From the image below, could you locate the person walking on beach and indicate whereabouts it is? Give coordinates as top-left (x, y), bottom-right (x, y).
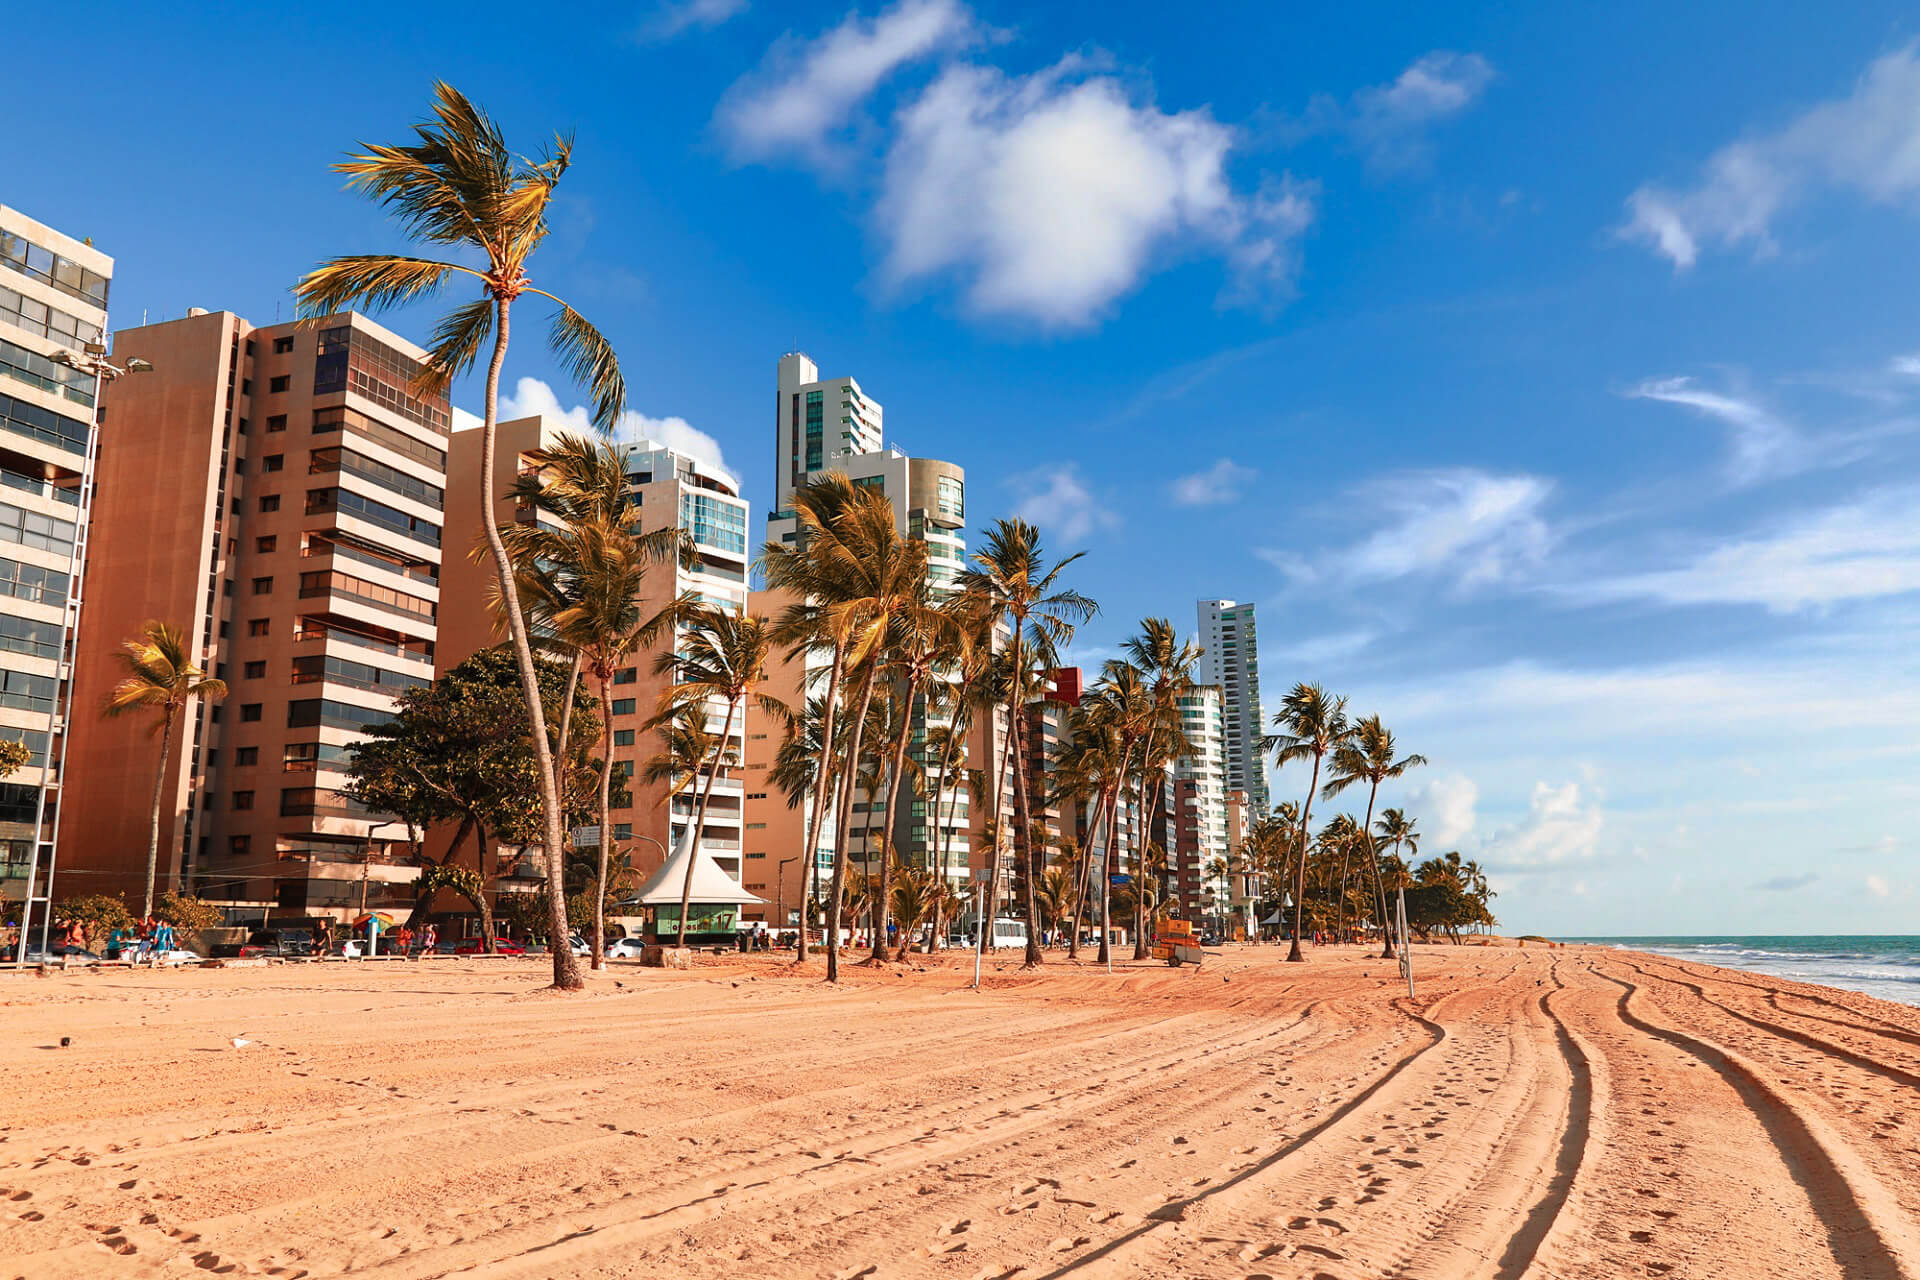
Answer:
top-left (421, 923), bottom-right (437, 957)
top-left (151, 918), bottom-right (176, 965)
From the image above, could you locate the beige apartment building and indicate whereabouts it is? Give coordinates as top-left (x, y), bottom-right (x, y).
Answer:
top-left (0, 207), bottom-right (113, 935)
top-left (62, 310), bottom-right (446, 916)
top-left (436, 416), bottom-right (753, 909)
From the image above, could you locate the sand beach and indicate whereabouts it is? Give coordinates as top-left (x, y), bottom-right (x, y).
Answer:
top-left (3, 943), bottom-right (1919, 1278)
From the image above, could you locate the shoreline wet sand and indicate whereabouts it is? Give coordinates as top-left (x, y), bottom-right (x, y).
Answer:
top-left (4, 943), bottom-right (1919, 1278)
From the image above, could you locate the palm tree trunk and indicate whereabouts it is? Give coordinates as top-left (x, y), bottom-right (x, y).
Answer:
top-left (972, 693), bottom-right (1019, 986)
top-left (592, 675), bottom-right (614, 970)
top-left (675, 696), bottom-right (738, 948)
top-left (1287, 754), bottom-right (1322, 963)
top-left (1335, 837), bottom-right (1352, 943)
top-left (476, 295), bottom-right (581, 989)
top-left (142, 705), bottom-right (178, 919)
top-left (1363, 780), bottom-right (1394, 960)
top-left (1099, 779), bottom-right (1120, 969)
top-left (1012, 710), bottom-right (1043, 968)
top-left (825, 663), bottom-right (879, 982)
top-left (1065, 788), bottom-right (1107, 960)
top-left (555, 653), bottom-right (582, 790)
top-left (873, 674), bottom-right (922, 963)
top-left (926, 723), bottom-right (956, 952)
top-left (1131, 779), bottom-right (1151, 960)
top-left (797, 646), bottom-right (843, 965)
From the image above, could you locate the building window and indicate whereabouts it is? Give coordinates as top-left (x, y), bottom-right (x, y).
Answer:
top-left (248, 618), bottom-right (270, 637)
top-left (235, 746), bottom-right (258, 766)
top-left (611, 698), bottom-right (636, 716)
top-left (936, 475), bottom-right (964, 522)
top-left (232, 791), bottom-right (254, 811)
top-left (251, 576), bottom-right (273, 595)
top-left (259, 495), bottom-right (279, 513)
top-left (269, 375), bottom-right (290, 393)
top-left (229, 835), bottom-right (251, 854)
top-left (267, 414), bottom-right (287, 433)
top-left (240, 703), bottom-right (263, 722)
top-left (612, 668), bottom-right (637, 685)
top-left (241, 379), bottom-right (252, 395)
top-left (613, 729), bottom-right (635, 747)
top-left (256, 535), bottom-right (276, 553)
top-left (262, 454), bottom-right (284, 473)
top-left (613, 823), bottom-right (633, 840)
top-left (273, 336), bottom-right (294, 355)
top-left (243, 661), bottom-right (266, 679)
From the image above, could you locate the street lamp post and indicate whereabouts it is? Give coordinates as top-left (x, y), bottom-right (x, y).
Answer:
top-left (776, 855), bottom-right (798, 930)
top-left (12, 345), bottom-right (150, 967)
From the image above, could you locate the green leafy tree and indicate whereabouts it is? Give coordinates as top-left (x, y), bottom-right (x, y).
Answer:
top-left (155, 891), bottom-right (222, 936)
top-left (57, 894), bottom-right (130, 948)
top-left (345, 647), bottom-right (611, 951)
top-left (297, 84), bottom-right (626, 991)
top-left (1324, 715), bottom-right (1427, 960)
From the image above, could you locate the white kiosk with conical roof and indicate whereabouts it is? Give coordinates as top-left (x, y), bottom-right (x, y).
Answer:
top-left (627, 832), bottom-right (763, 946)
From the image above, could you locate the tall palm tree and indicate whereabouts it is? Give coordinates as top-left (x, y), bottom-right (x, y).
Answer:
top-left (1122, 618), bottom-right (1201, 956)
top-left (650, 608), bottom-right (786, 947)
top-left (297, 85), bottom-right (625, 991)
top-left (764, 476), bottom-right (917, 980)
top-left (103, 621), bottom-right (228, 918)
top-left (1266, 683), bottom-right (1353, 963)
top-left (1080, 663), bottom-right (1154, 970)
top-left (1325, 715), bottom-right (1426, 960)
top-left (502, 435), bottom-right (688, 969)
top-left (1049, 714), bottom-right (1118, 960)
top-left (957, 520), bottom-right (1096, 974)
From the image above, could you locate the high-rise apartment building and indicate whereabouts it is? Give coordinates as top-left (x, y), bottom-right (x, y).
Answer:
top-left (1197, 599), bottom-right (1268, 815)
top-left (758, 353), bottom-right (978, 903)
top-left (64, 310), bottom-right (448, 914)
top-left (0, 207), bottom-right (113, 933)
top-left (437, 416), bottom-right (752, 918)
top-left (1170, 683), bottom-right (1228, 919)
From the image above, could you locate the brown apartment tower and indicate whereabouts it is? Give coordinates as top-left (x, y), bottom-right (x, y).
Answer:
top-left (62, 310), bottom-right (446, 916)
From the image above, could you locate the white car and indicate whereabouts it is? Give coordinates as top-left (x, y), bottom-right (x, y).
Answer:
top-left (149, 949), bottom-right (203, 967)
top-left (606, 937), bottom-right (649, 959)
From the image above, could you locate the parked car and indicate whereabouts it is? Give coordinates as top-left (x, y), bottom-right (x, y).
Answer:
top-left (147, 948), bottom-right (204, 967)
top-left (606, 937), bottom-right (649, 959)
top-left (239, 928), bottom-right (317, 959)
top-left (23, 946), bottom-right (99, 966)
top-left (450, 936), bottom-right (528, 956)
top-left (568, 934), bottom-right (592, 957)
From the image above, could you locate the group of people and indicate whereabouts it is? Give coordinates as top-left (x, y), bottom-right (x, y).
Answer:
top-left (104, 916), bottom-right (179, 963)
top-left (733, 923), bottom-right (773, 952)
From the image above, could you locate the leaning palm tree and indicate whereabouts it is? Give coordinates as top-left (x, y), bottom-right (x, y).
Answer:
top-left (103, 621), bottom-right (227, 918)
top-left (1122, 618), bottom-right (1201, 956)
top-left (296, 84), bottom-right (626, 991)
top-left (956, 520), bottom-right (1096, 975)
top-left (1325, 715), bottom-right (1426, 960)
top-left (1080, 663), bottom-right (1154, 970)
top-left (650, 608), bottom-right (786, 948)
top-left (1266, 683), bottom-right (1353, 963)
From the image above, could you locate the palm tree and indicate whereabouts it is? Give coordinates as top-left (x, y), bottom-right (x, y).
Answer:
top-left (1079, 663), bottom-right (1154, 969)
top-left (297, 85), bottom-right (626, 991)
top-left (641, 703), bottom-right (729, 805)
top-left (763, 476), bottom-right (917, 980)
top-left (103, 621), bottom-right (228, 918)
top-left (1325, 715), bottom-right (1426, 960)
top-left (1122, 618), bottom-right (1201, 957)
top-left (502, 435), bottom-right (688, 969)
top-left (1266, 683), bottom-right (1353, 963)
top-left (651, 608), bottom-right (786, 948)
top-left (956, 520), bottom-right (1096, 974)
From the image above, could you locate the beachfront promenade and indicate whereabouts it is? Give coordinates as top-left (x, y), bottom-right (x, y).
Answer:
top-left (4, 944), bottom-right (1919, 1278)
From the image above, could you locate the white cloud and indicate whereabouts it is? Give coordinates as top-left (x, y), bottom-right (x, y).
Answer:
top-left (880, 58), bottom-right (1315, 324)
top-left (1623, 45), bottom-right (1920, 268)
top-left (1269, 468), bottom-right (1553, 590)
top-left (1479, 780), bottom-right (1604, 870)
top-left (1010, 463), bottom-right (1117, 543)
top-left (496, 376), bottom-right (734, 482)
top-left (1892, 354), bottom-right (1920, 377)
top-left (1565, 487), bottom-right (1920, 614)
top-left (1410, 772), bottom-right (1478, 847)
top-left (1755, 872), bottom-right (1818, 892)
top-left (1867, 873), bottom-right (1891, 899)
top-left (715, 0), bottom-right (979, 165)
top-left (637, 0), bottom-right (747, 42)
top-left (1627, 376), bottom-right (1806, 484)
top-left (1171, 457), bottom-right (1257, 506)
top-left (1350, 52), bottom-right (1496, 171)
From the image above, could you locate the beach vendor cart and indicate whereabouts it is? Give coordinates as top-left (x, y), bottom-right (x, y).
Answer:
top-left (1152, 917), bottom-right (1206, 967)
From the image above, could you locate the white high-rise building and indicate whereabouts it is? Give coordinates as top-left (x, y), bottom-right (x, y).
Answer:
top-left (0, 207), bottom-right (112, 948)
top-left (1197, 599), bottom-right (1269, 815)
top-left (1173, 683), bottom-right (1230, 890)
top-left (773, 351), bottom-right (883, 519)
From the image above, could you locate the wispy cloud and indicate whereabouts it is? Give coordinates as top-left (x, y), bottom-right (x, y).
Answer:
top-left (1410, 772), bottom-right (1479, 847)
top-left (1265, 468), bottom-right (1553, 591)
top-left (1622, 44), bottom-right (1920, 268)
top-left (1010, 463), bottom-right (1118, 543)
top-left (1626, 376), bottom-right (1807, 484)
top-left (714, 0), bottom-right (1317, 326)
top-left (1755, 872), bottom-right (1818, 892)
top-left (635, 0), bottom-right (747, 43)
top-left (1349, 52), bottom-right (1496, 172)
top-left (714, 0), bottom-right (980, 166)
top-left (1478, 779), bottom-right (1604, 872)
top-left (1562, 487), bottom-right (1920, 614)
top-left (496, 376), bottom-right (733, 481)
top-left (1171, 457), bottom-right (1257, 506)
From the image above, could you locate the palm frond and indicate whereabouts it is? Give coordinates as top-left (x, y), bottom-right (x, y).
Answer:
top-left (294, 254), bottom-right (476, 320)
top-left (533, 292), bottom-right (626, 431)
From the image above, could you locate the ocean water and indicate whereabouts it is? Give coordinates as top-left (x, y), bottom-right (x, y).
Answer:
top-left (1564, 936), bottom-right (1920, 1007)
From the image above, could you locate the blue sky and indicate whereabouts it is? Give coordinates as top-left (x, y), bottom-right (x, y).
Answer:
top-left (15, 0), bottom-right (1920, 934)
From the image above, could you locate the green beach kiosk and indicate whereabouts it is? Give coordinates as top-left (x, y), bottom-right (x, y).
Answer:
top-left (627, 834), bottom-right (764, 947)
